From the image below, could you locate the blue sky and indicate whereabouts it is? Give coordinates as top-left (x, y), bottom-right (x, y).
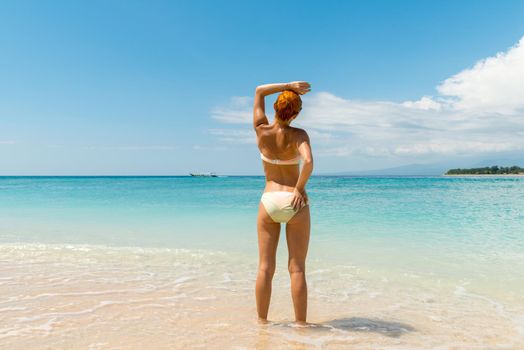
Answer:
top-left (1, 0), bottom-right (524, 175)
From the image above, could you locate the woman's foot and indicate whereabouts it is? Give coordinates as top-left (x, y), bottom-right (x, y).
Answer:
top-left (257, 317), bottom-right (270, 325)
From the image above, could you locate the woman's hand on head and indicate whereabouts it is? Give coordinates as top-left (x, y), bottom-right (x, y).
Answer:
top-left (287, 81), bottom-right (311, 95)
top-left (291, 188), bottom-right (308, 211)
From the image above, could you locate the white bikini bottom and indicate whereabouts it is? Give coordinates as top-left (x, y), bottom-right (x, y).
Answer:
top-left (260, 191), bottom-right (308, 223)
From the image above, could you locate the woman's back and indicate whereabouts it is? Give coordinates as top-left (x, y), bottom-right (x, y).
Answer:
top-left (256, 123), bottom-right (301, 190)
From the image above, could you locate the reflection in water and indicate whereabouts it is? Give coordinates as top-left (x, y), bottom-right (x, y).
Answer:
top-left (268, 317), bottom-right (414, 338)
top-left (324, 317), bottom-right (415, 337)
top-left (257, 317), bottom-right (415, 348)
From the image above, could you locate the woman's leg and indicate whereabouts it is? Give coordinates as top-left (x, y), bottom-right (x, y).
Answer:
top-left (256, 202), bottom-right (281, 321)
top-left (285, 205), bottom-right (310, 323)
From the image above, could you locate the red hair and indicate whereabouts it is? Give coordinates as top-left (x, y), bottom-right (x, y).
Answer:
top-left (274, 90), bottom-right (302, 122)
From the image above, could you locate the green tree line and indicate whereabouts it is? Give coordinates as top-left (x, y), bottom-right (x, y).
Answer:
top-left (446, 166), bottom-right (524, 175)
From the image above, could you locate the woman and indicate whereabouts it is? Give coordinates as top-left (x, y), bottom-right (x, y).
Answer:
top-left (253, 81), bottom-right (313, 325)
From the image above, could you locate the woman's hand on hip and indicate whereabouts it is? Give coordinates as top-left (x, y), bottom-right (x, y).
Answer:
top-left (291, 188), bottom-right (308, 211)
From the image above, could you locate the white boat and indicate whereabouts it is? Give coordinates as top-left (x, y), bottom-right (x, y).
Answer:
top-left (189, 172), bottom-right (218, 177)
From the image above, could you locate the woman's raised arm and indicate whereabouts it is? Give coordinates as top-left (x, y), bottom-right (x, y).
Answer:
top-left (253, 81), bottom-right (311, 129)
top-left (253, 83), bottom-right (288, 129)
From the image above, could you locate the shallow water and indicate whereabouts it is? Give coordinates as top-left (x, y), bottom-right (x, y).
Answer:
top-left (1, 176), bottom-right (523, 349)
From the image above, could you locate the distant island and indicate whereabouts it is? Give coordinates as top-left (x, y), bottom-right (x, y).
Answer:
top-left (445, 165), bottom-right (524, 175)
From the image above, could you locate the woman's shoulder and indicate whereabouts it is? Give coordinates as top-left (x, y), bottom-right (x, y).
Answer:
top-left (290, 126), bottom-right (307, 133)
top-left (256, 125), bottom-right (309, 143)
top-left (289, 127), bottom-right (309, 139)
top-left (288, 128), bottom-right (310, 150)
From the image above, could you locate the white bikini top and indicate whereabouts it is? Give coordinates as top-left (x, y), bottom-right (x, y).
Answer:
top-left (260, 153), bottom-right (301, 165)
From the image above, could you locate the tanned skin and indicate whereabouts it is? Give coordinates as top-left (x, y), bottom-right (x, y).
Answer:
top-left (253, 81), bottom-right (313, 325)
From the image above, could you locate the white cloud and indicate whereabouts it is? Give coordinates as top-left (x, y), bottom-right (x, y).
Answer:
top-left (210, 36), bottom-right (524, 159)
top-left (0, 140), bottom-right (16, 145)
top-left (438, 36), bottom-right (524, 114)
top-left (210, 96), bottom-right (251, 124)
top-left (402, 96), bottom-right (442, 111)
top-left (393, 141), bottom-right (517, 156)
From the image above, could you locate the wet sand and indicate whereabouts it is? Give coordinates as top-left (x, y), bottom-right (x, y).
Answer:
top-left (1, 243), bottom-right (523, 349)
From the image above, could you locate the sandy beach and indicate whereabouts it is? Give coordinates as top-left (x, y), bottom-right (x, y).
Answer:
top-left (1, 243), bottom-right (523, 349)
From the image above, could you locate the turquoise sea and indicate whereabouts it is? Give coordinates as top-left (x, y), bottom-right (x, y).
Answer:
top-left (1, 175), bottom-right (523, 349)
